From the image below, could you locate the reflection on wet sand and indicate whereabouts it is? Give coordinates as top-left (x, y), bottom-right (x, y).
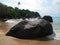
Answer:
top-left (0, 20), bottom-right (18, 36)
top-left (0, 36), bottom-right (60, 45)
top-left (0, 22), bottom-right (8, 31)
top-left (0, 22), bottom-right (9, 36)
top-left (0, 21), bottom-right (60, 45)
top-left (0, 21), bottom-right (17, 36)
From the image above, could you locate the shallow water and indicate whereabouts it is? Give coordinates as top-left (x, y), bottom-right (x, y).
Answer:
top-left (53, 17), bottom-right (60, 30)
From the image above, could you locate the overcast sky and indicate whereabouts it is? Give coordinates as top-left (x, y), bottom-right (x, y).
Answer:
top-left (0, 0), bottom-right (60, 17)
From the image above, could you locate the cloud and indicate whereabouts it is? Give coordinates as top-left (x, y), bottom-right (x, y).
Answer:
top-left (18, 0), bottom-right (48, 11)
top-left (0, 0), bottom-right (60, 17)
top-left (53, 0), bottom-right (60, 5)
top-left (37, 0), bottom-right (60, 16)
top-left (1, 0), bottom-right (19, 7)
top-left (2, 2), bottom-right (12, 6)
top-left (18, 0), bottom-right (39, 10)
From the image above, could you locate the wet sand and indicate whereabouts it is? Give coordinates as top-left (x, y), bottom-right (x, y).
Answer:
top-left (0, 36), bottom-right (60, 45)
top-left (0, 21), bottom-right (60, 45)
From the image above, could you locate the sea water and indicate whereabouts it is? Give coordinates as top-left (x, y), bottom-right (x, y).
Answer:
top-left (53, 17), bottom-right (60, 30)
top-left (53, 17), bottom-right (60, 40)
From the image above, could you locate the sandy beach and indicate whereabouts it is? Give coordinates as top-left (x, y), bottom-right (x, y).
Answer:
top-left (0, 19), bottom-right (60, 40)
top-left (0, 20), bottom-right (60, 45)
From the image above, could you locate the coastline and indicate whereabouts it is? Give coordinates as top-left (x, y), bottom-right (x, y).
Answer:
top-left (0, 19), bottom-right (60, 40)
top-left (54, 30), bottom-right (60, 40)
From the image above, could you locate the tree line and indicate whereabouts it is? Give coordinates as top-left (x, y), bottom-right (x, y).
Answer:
top-left (0, 3), bottom-right (41, 20)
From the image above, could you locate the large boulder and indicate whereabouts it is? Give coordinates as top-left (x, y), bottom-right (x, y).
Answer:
top-left (6, 17), bottom-right (53, 39)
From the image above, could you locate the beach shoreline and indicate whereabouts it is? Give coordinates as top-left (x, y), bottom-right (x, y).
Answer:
top-left (54, 30), bottom-right (60, 40)
top-left (0, 19), bottom-right (60, 40)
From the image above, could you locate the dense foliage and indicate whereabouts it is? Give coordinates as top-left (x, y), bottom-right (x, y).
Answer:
top-left (0, 3), bottom-right (41, 19)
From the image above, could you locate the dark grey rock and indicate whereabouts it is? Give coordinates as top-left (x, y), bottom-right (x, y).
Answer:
top-left (6, 17), bottom-right (53, 40)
